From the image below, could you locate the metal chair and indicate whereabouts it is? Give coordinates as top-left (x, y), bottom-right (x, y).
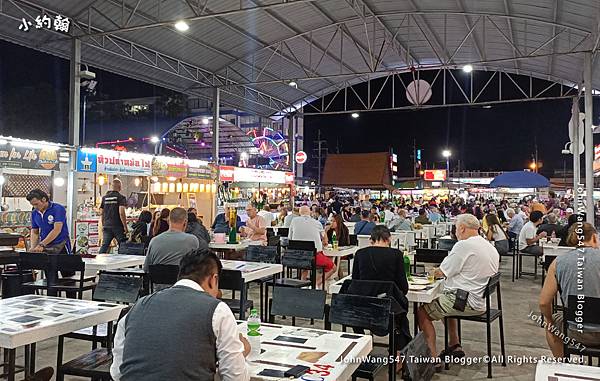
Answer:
top-left (443, 273), bottom-right (506, 378)
top-left (563, 295), bottom-right (600, 364)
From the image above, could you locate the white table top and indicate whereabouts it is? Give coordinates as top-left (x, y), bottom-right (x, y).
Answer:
top-left (221, 260), bottom-right (283, 283)
top-left (0, 295), bottom-right (124, 348)
top-left (541, 244), bottom-right (574, 261)
top-left (239, 321), bottom-right (372, 380)
top-left (82, 254), bottom-right (146, 271)
top-left (210, 240), bottom-right (263, 251)
top-left (323, 245), bottom-right (359, 258)
top-left (535, 361), bottom-right (600, 380)
top-left (329, 275), bottom-right (444, 303)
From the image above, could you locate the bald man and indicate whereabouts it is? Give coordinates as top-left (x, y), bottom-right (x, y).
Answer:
top-left (99, 178), bottom-right (128, 253)
top-left (288, 206), bottom-right (336, 287)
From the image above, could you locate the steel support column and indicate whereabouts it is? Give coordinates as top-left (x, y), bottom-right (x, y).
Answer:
top-left (212, 87), bottom-right (220, 217)
top-left (67, 38), bottom-right (81, 234)
top-left (573, 96), bottom-right (581, 215)
top-left (584, 52), bottom-right (595, 225)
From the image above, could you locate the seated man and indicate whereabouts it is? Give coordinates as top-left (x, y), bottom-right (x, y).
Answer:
top-left (537, 212), bottom-right (561, 237)
top-left (417, 214), bottom-right (499, 370)
top-left (540, 221), bottom-right (600, 357)
top-left (283, 207), bottom-right (300, 228)
top-left (519, 210), bottom-right (546, 256)
top-left (240, 205), bottom-right (267, 243)
top-left (414, 208), bottom-right (431, 225)
top-left (354, 210), bottom-right (376, 236)
top-left (143, 207), bottom-right (200, 272)
top-left (288, 205), bottom-right (336, 288)
top-left (387, 209), bottom-right (412, 232)
top-left (111, 249), bottom-right (251, 381)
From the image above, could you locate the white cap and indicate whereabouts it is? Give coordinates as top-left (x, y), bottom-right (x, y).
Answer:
top-left (566, 208), bottom-right (574, 213)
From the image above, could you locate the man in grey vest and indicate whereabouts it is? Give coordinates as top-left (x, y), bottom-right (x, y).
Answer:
top-left (111, 249), bottom-right (251, 380)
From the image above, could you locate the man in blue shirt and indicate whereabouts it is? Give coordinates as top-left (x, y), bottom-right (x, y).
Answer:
top-left (354, 210), bottom-right (376, 236)
top-left (27, 189), bottom-right (71, 254)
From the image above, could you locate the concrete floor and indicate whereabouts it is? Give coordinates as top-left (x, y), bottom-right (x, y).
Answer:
top-left (4, 256), bottom-right (552, 380)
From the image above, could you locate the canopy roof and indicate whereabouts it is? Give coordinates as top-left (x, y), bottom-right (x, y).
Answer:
top-left (1, 1), bottom-right (599, 117)
top-left (489, 171), bottom-right (550, 188)
top-left (322, 152), bottom-right (392, 189)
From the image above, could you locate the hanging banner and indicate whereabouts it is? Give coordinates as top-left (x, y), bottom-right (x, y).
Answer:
top-left (96, 150), bottom-right (152, 176)
top-left (0, 144), bottom-right (59, 170)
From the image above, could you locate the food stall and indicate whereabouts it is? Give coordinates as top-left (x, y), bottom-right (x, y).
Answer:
top-left (218, 165), bottom-right (294, 221)
top-left (74, 147), bottom-right (217, 254)
top-left (74, 147), bottom-right (153, 254)
top-left (149, 155), bottom-right (217, 222)
top-left (0, 136), bottom-right (72, 246)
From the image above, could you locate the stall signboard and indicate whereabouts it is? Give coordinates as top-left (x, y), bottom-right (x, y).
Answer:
top-left (152, 157), bottom-right (187, 178)
top-left (76, 149), bottom-right (97, 172)
top-left (0, 144), bottom-right (59, 170)
top-left (424, 169), bottom-right (447, 182)
top-left (219, 166), bottom-right (235, 182)
top-left (187, 161), bottom-right (216, 180)
top-left (90, 149), bottom-right (152, 176)
top-left (219, 166), bottom-right (294, 185)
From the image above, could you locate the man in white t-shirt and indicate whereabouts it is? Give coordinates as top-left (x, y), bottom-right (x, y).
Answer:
top-left (417, 214), bottom-right (499, 368)
top-left (288, 205), bottom-right (336, 287)
top-left (258, 205), bottom-right (274, 227)
top-left (518, 210), bottom-right (546, 255)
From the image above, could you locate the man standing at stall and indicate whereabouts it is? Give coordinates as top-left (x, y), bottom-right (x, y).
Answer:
top-left (99, 178), bottom-right (128, 254)
top-left (27, 189), bottom-right (72, 254)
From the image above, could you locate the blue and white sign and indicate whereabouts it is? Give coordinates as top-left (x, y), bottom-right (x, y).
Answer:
top-left (77, 149), bottom-right (97, 172)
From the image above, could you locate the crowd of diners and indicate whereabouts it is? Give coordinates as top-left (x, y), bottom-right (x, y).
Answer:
top-left (19, 181), bottom-right (600, 379)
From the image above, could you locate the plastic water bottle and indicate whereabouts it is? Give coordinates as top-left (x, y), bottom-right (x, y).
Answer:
top-left (331, 231), bottom-right (338, 250)
top-left (247, 308), bottom-right (261, 360)
top-left (403, 250), bottom-right (412, 281)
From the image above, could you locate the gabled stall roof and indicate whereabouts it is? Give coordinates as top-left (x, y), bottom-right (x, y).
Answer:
top-left (322, 152), bottom-right (392, 189)
top-left (1, 0), bottom-right (599, 117)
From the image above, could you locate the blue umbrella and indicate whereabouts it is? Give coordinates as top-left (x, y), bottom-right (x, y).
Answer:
top-left (489, 171), bottom-right (550, 188)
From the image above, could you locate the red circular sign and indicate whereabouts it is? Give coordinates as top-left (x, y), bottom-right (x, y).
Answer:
top-left (295, 151), bottom-right (307, 164)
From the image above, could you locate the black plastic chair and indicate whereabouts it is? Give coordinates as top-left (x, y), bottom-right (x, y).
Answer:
top-left (273, 248), bottom-right (316, 289)
top-left (329, 293), bottom-right (395, 381)
top-left (563, 295), bottom-right (600, 363)
top-left (219, 269), bottom-right (253, 318)
top-left (245, 245), bottom-right (279, 320)
top-left (148, 264), bottom-right (179, 293)
top-left (18, 253), bottom-right (50, 295)
top-left (276, 227), bottom-right (289, 237)
top-left (50, 255), bottom-right (97, 299)
top-left (443, 273), bottom-right (506, 378)
top-left (56, 274), bottom-right (143, 381)
top-left (412, 248), bottom-right (448, 274)
top-left (56, 307), bottom-right (132, 381)
top-left (269, 287), bottom-right (329, 329)
top-left (288, 240), bottom-right (327, 286)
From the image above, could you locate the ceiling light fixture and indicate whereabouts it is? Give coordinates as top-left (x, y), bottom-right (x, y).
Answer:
top-left (174, 20), bottom-right (189, 32)
top-left (462, 64), bottom-right (473, 73)
top-left (351, 113), bottom-right (359, 119)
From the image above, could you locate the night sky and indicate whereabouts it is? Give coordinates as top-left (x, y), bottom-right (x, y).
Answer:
top-left (0, 39), bottom-right (594, 178)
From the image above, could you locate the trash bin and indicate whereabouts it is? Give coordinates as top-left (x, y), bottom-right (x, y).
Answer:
top-left (1, 270), bottom-right (33, 298)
